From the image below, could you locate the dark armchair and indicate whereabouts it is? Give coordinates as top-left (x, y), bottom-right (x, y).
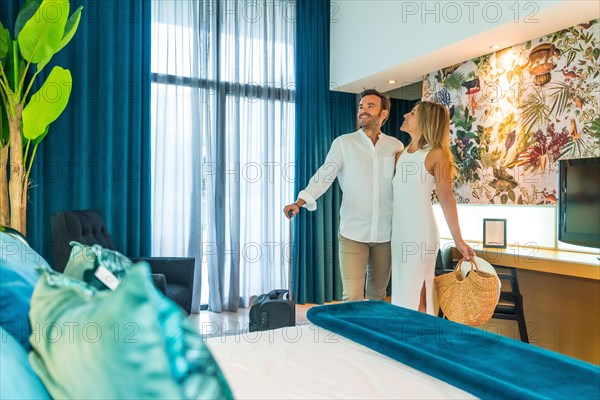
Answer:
top-left (50, 210), bottom-right (195, 314)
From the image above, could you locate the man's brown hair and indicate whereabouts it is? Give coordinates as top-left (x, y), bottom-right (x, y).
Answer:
top-left (359, 88), bottom-right (391, 113)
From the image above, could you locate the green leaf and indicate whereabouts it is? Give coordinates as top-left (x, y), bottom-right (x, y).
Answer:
top-left (36, 55), bottom-right (52, 72)
top-left (566, 51), bottom-right (576, 68)
top-left (519, 88), bottom-right (550, 132)
top-left (0, 23), bottom-right (10, 58)
top-left (58, 5), bottom-right (83, 51)
top-left (501, 194), bottom-right (508, 204)
top-left (32, 125), bottom-right (49, 145)
top-left (558, 141), bottom-right (575, 159)
top-left (14, 0), bottom-right (43, 38)
top-left (25, 3), bottom-right (82, 72)
top-left (22, 66), bottom-right (72, 140)
top-left (548, 82), bottom-right (571, 117)
top-left (3, 41), bottom-right (20, 94)
top-left (590, 116), bottom-right (600, 138)
top-left (18, 0), bottom-right (69, 64)
top-left (445, 71), bottom-right (465, 91)
top-left (450, 147), bottom-right (459, 160)
top-left (508, 190), bottom-right (516, 202)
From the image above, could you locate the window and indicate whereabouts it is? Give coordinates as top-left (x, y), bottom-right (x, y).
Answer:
top-left (151, 1), bottom-right (296, 309)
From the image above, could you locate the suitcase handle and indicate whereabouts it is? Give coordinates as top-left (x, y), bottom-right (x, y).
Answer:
top-left (268, 289), bottom-right (289, 300)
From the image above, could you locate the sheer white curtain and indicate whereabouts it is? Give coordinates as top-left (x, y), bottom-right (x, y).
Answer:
top-left (151, 0), bottom-right (295, 313)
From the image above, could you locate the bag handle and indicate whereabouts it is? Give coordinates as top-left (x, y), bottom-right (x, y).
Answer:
top-left (453, 257), bottom-right (479, 278)
top-left (268, 289), bottom-right (288, 300)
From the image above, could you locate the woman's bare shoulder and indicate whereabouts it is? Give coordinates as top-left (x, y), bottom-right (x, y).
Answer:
top-left (426, 146), bottom-right (444, 161)
top-left (429, 146), bottom-right (443, 154)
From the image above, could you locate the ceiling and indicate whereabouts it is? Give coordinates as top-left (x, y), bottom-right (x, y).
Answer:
top-left (336, 1), bottom-right (600, 93)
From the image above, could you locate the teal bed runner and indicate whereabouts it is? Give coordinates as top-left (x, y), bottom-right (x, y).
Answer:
top-left (307, 301), bottom-right (600, 399)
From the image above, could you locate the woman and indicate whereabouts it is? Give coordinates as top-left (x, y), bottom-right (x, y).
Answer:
top-left (391, 101), bottom-right (475, 314)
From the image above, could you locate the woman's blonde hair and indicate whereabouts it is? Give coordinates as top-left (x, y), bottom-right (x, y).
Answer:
top-left (414, 101), bottom-right (456, 178)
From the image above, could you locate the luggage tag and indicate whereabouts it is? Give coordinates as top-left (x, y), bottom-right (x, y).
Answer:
top-left (94, 265), bottom-right (121, 291)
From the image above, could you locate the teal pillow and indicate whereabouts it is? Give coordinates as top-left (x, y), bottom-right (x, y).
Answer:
top-left (0, 326), bottom-right (50, 399)
top-left (0, 232), bottom-right (48, 350)
top-left (63, 241), bottom-right (131, 289)
top-left (29, 258), bottom-right (233, 399)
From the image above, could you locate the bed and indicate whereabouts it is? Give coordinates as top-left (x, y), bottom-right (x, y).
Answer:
top-left (207, 301), bottom-right (600, 400)
top-left (2, 228), bottom-right (598, 399)
top-left (207, 323), bottom-right (474, 399)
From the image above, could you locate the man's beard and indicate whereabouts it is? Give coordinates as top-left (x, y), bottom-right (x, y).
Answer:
top-left (358, 113), bottom-right (381, 129)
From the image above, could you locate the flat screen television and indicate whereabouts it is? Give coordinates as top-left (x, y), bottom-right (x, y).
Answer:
top-left (558, 156), bottom-right (600, 249)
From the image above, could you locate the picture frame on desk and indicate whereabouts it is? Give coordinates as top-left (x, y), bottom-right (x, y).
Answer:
top-left (483, 218), bottom-right (507, 249)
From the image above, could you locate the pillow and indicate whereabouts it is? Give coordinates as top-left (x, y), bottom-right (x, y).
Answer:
top-left (63, 241), bottom-right (132, 284)
top-left (0, 326), bottom-right (50, 400)
top-left (0, 232), bottom-right (48, 350)
top-left (62, 241), bottom-right (98, 281)
top-left (63, 241), bottom-right (131, 290)
top-left (29, 253), bottom-right (233, 399)
top-left (64, 242), bottom-right (168, 296)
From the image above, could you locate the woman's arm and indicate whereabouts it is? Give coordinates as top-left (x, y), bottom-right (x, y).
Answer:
top-left (393, 149), bottom-right (404, 175)
top-left (426, 148), bottom-right (475, 260)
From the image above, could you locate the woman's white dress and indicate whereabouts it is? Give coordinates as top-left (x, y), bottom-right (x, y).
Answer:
top-left (391, 147), bottom-right (439, 315)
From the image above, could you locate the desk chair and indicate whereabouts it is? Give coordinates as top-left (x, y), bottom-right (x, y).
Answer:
top-left (435, 248), bottom-right (529, 343)
top-left (491, 266), bottom-right (529, 342)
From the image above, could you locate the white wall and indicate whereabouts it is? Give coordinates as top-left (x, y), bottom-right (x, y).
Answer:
top-left (332, 1), bottom-right (520, 85)
top-left (330, 1), bottom-right (596, 92)
top-left (434, 204), bottom-right (599, 254)
top-left (433, 204), bottom-right (556, 248)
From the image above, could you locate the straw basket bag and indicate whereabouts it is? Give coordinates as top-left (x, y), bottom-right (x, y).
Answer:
top-left (435, 257), bottom-right (498, 326)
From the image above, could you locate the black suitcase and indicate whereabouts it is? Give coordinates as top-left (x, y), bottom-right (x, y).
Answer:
top-left (248, 212), bottom-right (296, 332)
top-left (248, 289), bottom-right (295, 332)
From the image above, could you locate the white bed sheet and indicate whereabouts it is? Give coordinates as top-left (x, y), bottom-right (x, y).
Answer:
top-left (206, 323), bottom-right (476, 399)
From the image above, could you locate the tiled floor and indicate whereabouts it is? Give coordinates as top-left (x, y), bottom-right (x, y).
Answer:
top-left (187, 303), bottom-right (321, 336)
top-left (187, 298), bottom-right (393, 336)
top-left (188, 298), bottom-right (535, 347)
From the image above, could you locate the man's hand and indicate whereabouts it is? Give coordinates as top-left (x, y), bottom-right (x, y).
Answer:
top-left (283, 202), bottom-right (301, 219)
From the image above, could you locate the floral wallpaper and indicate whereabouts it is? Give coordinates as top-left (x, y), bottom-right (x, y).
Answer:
top-left (423, 19), bottom-right (600, 205)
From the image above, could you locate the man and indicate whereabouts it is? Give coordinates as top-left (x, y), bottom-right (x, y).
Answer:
top-left (283, 89), bottom-right (404, 301)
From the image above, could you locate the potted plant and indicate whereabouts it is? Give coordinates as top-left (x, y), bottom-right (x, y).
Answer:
top-left (0, 0), bottom-right (82, 235)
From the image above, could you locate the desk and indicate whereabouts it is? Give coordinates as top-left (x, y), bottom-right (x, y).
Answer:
top-left (442, 241), bottom-right (600, 365)
top-left (452, 243), bottom-right (600, 280)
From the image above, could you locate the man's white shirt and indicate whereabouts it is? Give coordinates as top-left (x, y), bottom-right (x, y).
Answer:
top-left (297, 129), bottom-right (404, 243)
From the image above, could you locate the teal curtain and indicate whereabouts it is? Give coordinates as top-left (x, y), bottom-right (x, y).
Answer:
top-left (25, 0), bottom-right (151, 263)
top-left (381, 98), bottom-right (419, 146)
top-left (0, 1), bottom-right (20, 29)
top-left (295, 0), bottom-right (365, 303)
top-left (294, 0), bottom-right (332, 304)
